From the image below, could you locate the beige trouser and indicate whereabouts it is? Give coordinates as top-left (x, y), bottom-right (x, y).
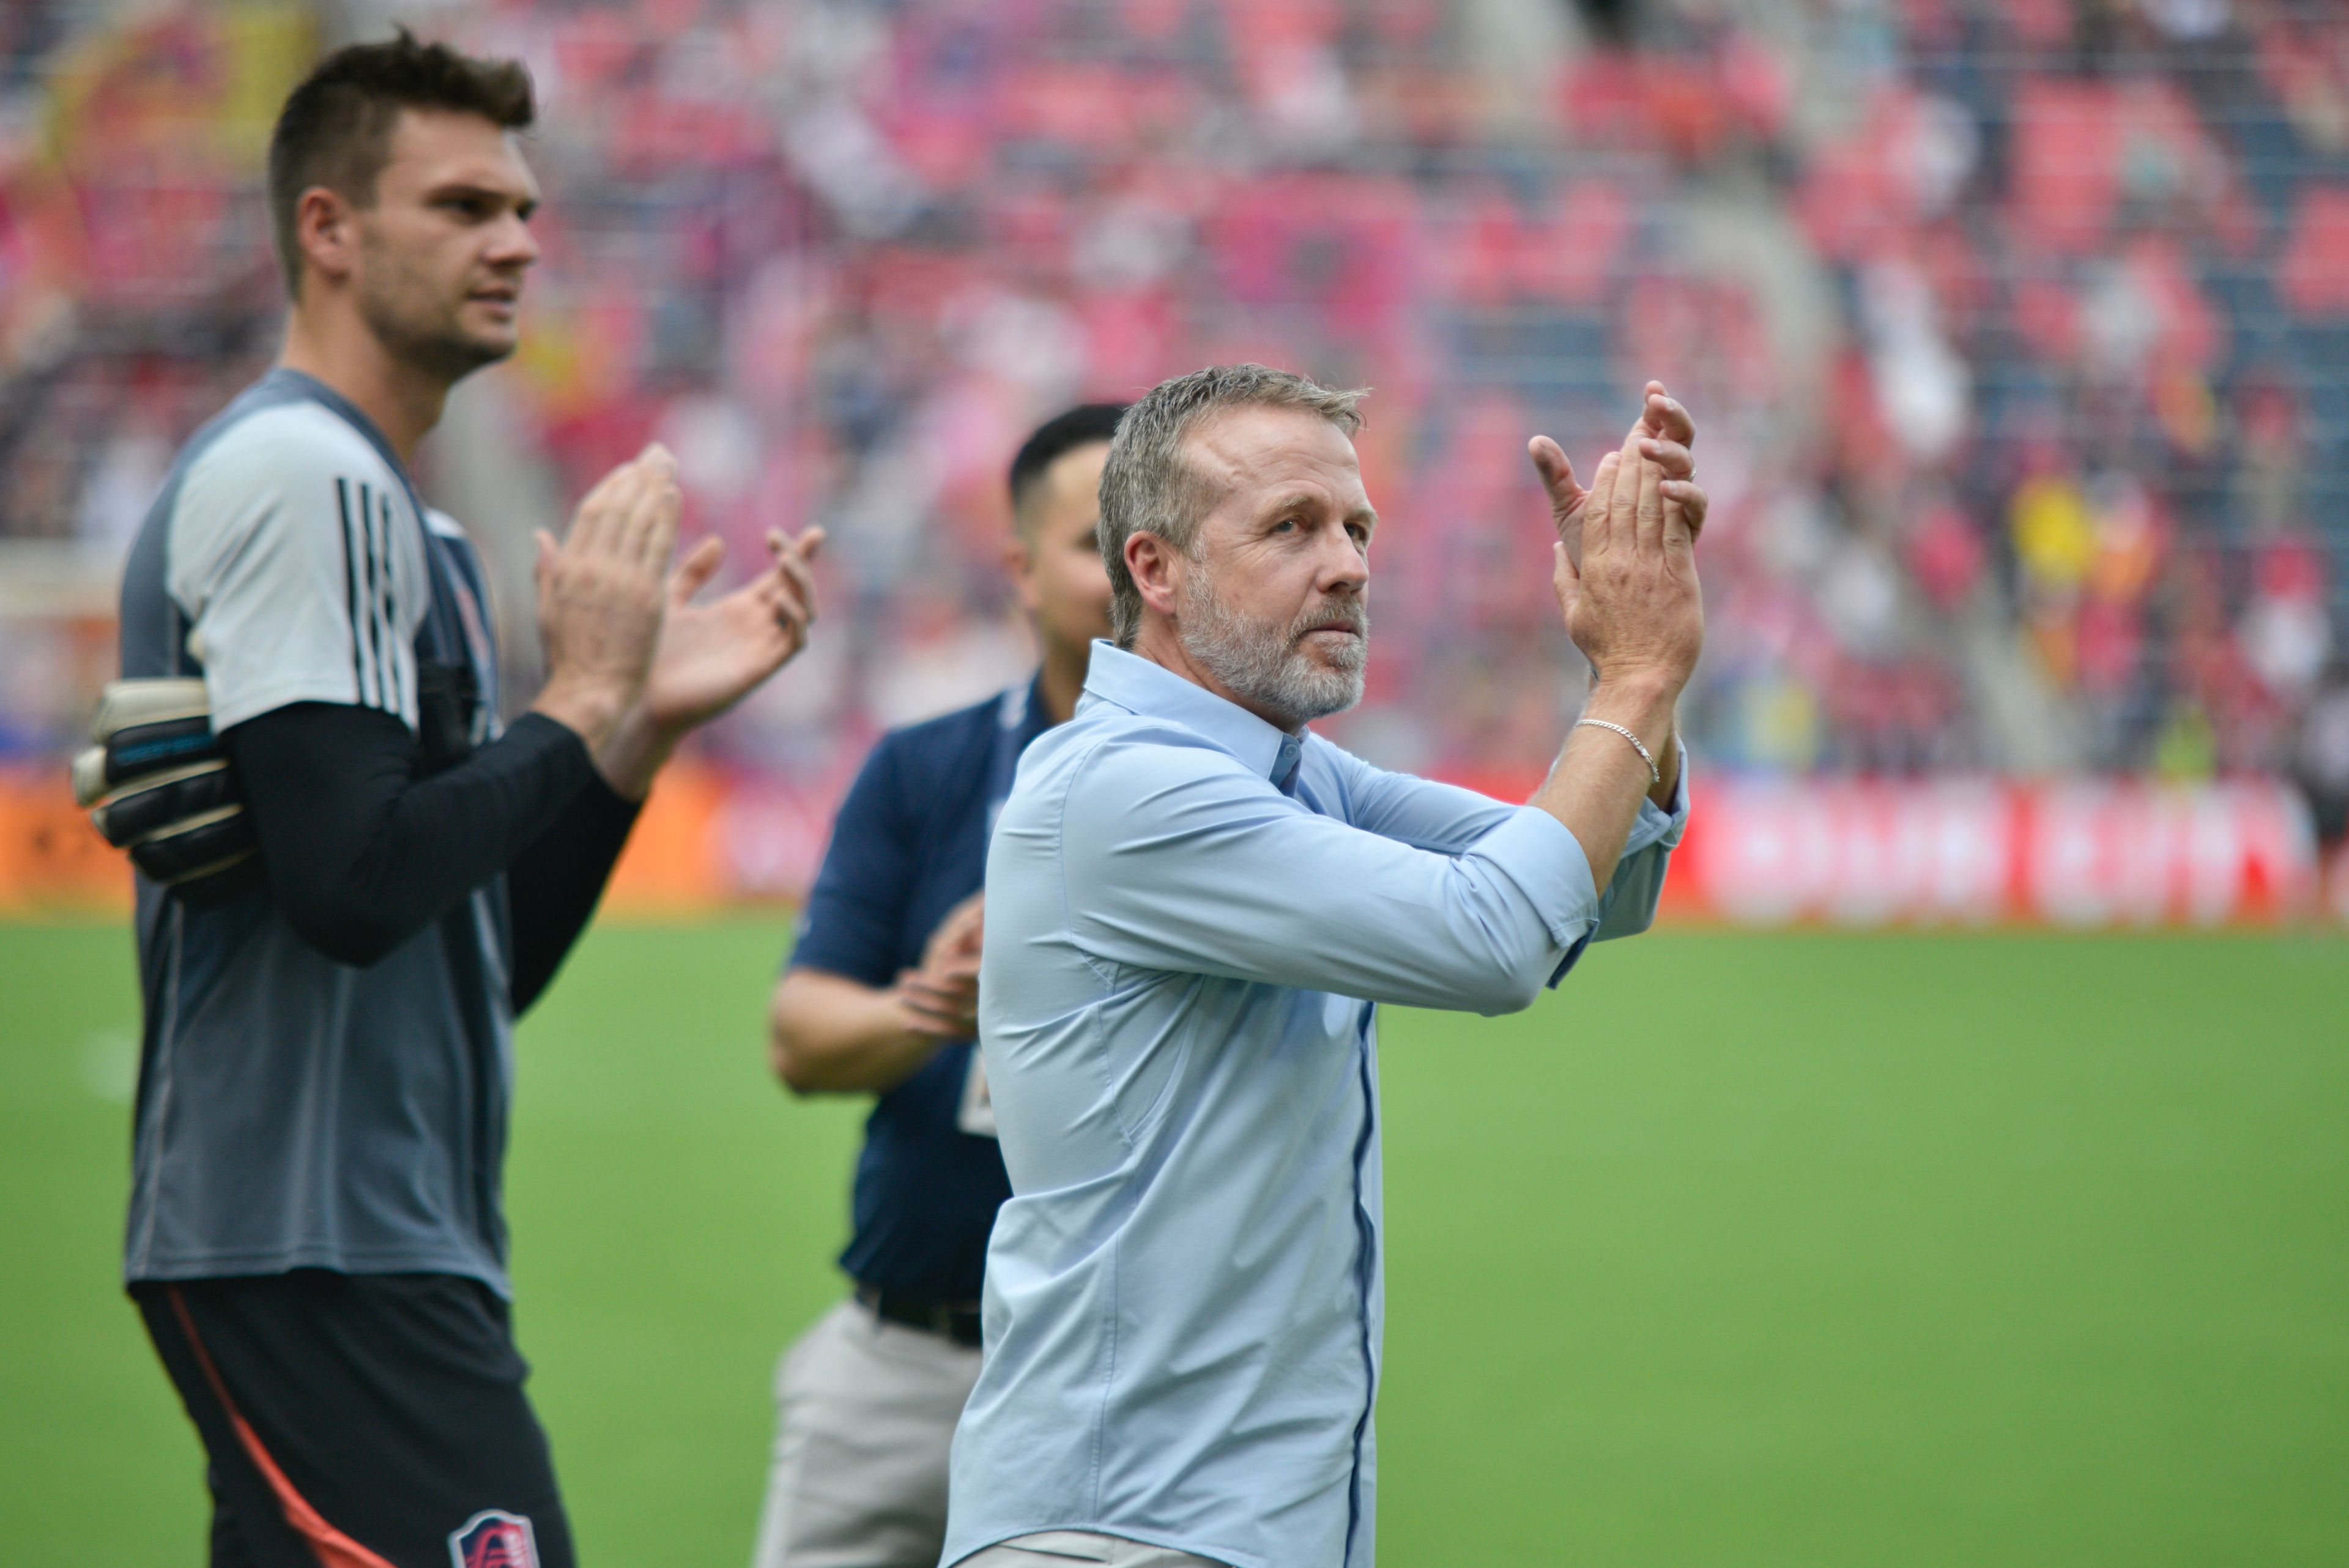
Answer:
top-left (954, 1532), bottom-right (1228, 1567)
top-left (750, 1298), bottom-right (982, 1568)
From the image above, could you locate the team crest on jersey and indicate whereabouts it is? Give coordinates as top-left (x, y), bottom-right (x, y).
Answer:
top-left (448, 1509), bottom-right (538, 1568)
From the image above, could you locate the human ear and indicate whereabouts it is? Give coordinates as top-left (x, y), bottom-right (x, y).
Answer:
top-left (1003, 532), bottom-right (1041, 614)
top-left (1126, 531), bottom-right (1181, 620)
top-left (294, 187), bottom-right (357, 291)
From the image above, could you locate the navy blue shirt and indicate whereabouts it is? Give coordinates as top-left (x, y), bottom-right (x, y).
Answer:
top-left (790, 677), bottom-right (1050, 1302)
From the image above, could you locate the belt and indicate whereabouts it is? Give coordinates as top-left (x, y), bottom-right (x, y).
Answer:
top-left (855, 1284), bottom-right (984, 1349)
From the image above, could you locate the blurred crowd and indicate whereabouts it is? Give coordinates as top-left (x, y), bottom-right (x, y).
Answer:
top-left (2, 0), bottom-right (2347, 796)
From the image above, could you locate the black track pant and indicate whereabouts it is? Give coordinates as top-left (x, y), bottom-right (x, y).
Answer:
top-left (133, 1271), bottom-right (575, 1568)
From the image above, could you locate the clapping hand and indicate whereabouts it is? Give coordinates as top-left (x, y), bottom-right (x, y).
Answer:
top-left (642, 526), bottom-right (826, 735)
top-left (1531, 381), bottom-right (1708, 575)
top-left (896, 891), bottom-right (984, 1041)
top-left (1530, 385), bottom-right (1705, 698)
top-left (530, 444), bottom-right (683, 749)
top-left (1516, 385), bottom-right (1704, 869)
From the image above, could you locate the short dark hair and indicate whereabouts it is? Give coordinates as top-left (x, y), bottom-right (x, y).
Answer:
top-left (267, 28), bottom-right (535, 300)
top-left (1008, 403), bottom-right (1129, 519)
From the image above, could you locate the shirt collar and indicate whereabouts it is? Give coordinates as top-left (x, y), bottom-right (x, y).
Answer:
top-left (1080, 640), bottom-right (1297, 786)
top-left (262, 368), bottom-right (415, 490)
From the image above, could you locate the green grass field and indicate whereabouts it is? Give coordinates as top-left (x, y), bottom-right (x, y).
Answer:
top-left (3, 919), bottom-right (2344, 1565)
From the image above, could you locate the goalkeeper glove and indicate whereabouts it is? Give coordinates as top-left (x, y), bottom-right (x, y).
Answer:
top-left (73, 678), bottom-right (258, 899)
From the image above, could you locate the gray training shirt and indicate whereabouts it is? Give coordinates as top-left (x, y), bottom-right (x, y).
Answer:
top-left (117, 370), bottom-right (520, 1295)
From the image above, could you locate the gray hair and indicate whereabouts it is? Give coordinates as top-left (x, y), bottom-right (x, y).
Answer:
top-left (1097, 363), bottom-right (1367, 648)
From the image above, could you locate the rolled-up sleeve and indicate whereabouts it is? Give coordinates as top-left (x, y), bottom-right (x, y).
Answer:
top-left (1590, 735), bottom-right (1690, 938)
top-left (1331, 732), bottom-right (1690, 965)
top-left (1059, 738), bottom-right (1603, 1016)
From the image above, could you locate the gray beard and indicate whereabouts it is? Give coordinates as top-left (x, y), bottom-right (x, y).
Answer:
top-left (1178, 569), bottom-right (1367, 728)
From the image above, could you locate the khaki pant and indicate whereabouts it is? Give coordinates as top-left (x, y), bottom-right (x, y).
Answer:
top-left (954, 1533), bottom-right (1228, 1567)
top-left (750, 1298), bottom-right (982, 1568)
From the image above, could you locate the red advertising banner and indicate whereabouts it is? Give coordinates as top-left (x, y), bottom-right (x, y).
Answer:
top-left (3, 765), bottom-right (2325, 927)
top-left (1666, 778), bottom-right (2317, 927)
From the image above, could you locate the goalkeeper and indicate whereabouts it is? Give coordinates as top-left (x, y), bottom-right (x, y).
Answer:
top-left (98, 32), bottom-right (820, 1568)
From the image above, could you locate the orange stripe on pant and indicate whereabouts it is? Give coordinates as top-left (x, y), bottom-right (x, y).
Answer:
top-left (166, 1285), bottom-right (399, 1568)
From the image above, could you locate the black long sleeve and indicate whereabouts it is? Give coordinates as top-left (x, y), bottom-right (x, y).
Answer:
top-left (503, 773), bottom-right (640, 1013)
top-left (226, 702), bottom-right (609, 973)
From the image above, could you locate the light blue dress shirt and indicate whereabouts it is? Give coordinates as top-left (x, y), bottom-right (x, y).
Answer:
top-left (944, 642), bottom-right (1687, 1568)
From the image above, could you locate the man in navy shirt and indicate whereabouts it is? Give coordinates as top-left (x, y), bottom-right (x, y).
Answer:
top-left (753, 403), bottom-right (1126, 1568)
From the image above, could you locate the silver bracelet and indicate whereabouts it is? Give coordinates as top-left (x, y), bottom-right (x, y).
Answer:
top-left (1573, 718), bottom-right (1660, 786)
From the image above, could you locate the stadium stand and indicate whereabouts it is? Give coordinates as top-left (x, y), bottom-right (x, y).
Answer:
top-left (0, 0), bottom-right (2342, 806)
